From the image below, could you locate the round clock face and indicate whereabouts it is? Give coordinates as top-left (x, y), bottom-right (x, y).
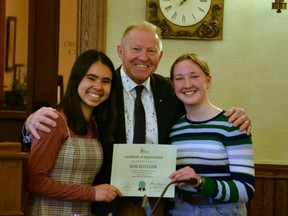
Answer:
top-left (159, 0), bottom-right (212, 26)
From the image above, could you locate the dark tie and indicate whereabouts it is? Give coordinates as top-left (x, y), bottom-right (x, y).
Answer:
top-left (133, 85), bottom-right (146, 143)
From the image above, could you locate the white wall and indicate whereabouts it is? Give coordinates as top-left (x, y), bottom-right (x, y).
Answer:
top-left (106, 0), bottom-right (288, 165)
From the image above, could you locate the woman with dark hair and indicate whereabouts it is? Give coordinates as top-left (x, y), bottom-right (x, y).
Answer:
top-left (24, 50), bottom-right (121, 216)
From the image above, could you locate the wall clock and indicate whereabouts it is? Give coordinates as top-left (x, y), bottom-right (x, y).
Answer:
top-left (146, 0), bottom-right (224, 40)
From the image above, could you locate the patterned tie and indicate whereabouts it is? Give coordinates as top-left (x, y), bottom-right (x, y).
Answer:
top-left (133, 85), bottom-right (146, 143)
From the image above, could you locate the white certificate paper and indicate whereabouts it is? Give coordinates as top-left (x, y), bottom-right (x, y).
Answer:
top-left (111, 144), bottom-right (177, 198)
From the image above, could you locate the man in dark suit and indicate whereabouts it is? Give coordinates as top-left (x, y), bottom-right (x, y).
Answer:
top-left (22, 21), bottom-right (251, 216)
top-left (93, 21), bottom-right (186, 215)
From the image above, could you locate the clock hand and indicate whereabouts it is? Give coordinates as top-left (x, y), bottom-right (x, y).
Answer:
top-left (179, 0), bottom-right (187, 6)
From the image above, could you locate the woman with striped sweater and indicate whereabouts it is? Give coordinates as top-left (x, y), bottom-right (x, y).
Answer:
top-left (168, 53), bottom-right (255, 216)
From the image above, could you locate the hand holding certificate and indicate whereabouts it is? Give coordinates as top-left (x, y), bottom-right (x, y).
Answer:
top-left (110, 144), bottom-right (176, 198)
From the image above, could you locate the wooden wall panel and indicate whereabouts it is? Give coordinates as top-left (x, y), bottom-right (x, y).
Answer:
top-left (0, 142), bottom-right (29, 215)
top-left (249, 179), bottom-right (275, 216)
top-left (275, 180), bottom-right (288, 215)
top-left (247, 164), bottom-right (288, 216)
top-left (0, 151), bottom-right (287, 215)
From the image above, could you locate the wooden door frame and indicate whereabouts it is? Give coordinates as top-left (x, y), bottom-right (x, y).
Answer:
top-left (77, 0), bottom-right (107, 55)
top-left (0, 0), bottom-right (5, 110)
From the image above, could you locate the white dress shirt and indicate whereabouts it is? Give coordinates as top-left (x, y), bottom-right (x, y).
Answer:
top-left (120, 67), bottom-right (158, 144)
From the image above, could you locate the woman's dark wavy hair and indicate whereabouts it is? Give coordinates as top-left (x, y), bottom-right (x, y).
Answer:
top-left (56, 49), bottom-right (116, 144)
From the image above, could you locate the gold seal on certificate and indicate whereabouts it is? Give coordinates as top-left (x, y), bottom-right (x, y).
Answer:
top-left (110, 144), bottom-right (177, 198)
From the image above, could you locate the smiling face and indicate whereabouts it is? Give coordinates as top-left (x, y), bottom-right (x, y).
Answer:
top-left (172, 59), bottom-right (211, 107)
top-left (78, 62), bottom-right (112, 117)
top-left (117, 27), bottom-right (163, 84)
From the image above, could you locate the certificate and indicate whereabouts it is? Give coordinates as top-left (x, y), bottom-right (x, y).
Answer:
top-left (111, 144), bottom-right (177, 198)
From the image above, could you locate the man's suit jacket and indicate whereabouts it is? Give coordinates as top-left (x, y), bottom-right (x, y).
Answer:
top-left (113, 67), bottom-right (184, 144)
top-left (92, 67), bottom-right (185, 215)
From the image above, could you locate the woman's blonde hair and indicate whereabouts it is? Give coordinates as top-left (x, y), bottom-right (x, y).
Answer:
top-left (170, 53), bottom-right (211, 80)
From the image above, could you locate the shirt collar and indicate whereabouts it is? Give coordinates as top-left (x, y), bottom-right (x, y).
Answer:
top-left (120, 66), bottom-right (151, 93)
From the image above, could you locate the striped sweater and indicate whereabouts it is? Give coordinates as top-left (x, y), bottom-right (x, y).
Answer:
top-left (169, 111), bottom-right (255, 203)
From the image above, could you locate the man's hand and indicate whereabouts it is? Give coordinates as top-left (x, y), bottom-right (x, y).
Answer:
top-left (94, 184), bottom-right (121, 202)
top-left (226, 107), bottom-right (251, 135)
top-left (25, 107), bottom-right (59, 140)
